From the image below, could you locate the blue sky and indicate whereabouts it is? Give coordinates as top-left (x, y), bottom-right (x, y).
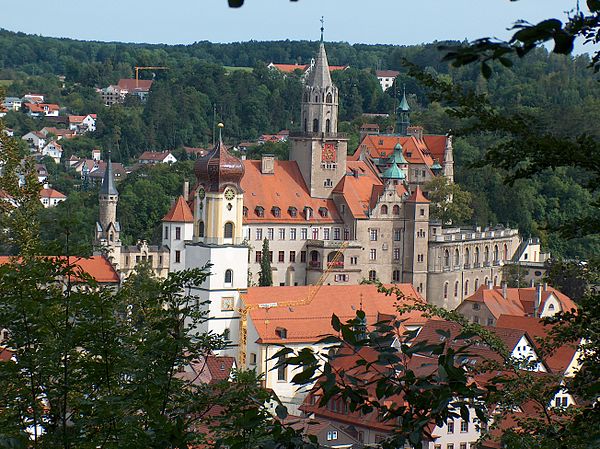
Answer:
top-left (1, 0), bottom-right (591, 53)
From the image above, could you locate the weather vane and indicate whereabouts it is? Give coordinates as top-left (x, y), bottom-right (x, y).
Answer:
top-left (320, 16), bottom-right (324, 42)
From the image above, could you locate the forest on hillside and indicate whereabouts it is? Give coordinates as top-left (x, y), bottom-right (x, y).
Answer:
top-left (0, 29), bottom-right (598, 259)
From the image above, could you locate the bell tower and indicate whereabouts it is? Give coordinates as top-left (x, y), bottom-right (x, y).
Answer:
top-left (95, 152), bottom-right (121, 267)
top-left (289, 24), bottom-right (348, 199)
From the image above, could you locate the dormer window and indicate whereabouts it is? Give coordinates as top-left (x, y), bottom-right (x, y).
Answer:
top-left (288, 206), bottom-right (297, 218)
top-left (272, 206), bottom-right (281, 217)
top-left (319, 207), bottom-right (328, 217)
top-left (255, 206), bottom-right (265, 217)
top-left (304, 206), bottom-right (313, 220)
top-left (243, 206), bottom-right (248, 217)
top-left (275, 327), bottom-right (288, 339)
top-left (406, 152), bottom-right (412, 158)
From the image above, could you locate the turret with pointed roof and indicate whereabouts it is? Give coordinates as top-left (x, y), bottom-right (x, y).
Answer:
top-left (397, 86), bottom-right (411, 136)
top-left (100, 151), bottom-right (118, 196)
top-left (96, 151), bottom-right (120, 248)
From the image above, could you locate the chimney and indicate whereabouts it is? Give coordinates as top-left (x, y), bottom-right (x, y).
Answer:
top-left (501, 281), bottom-right (507, 299)
top-left (261, 154), bottom-right (275, 174)
top-left (182, 181), bottom-right (189, 202)
top-left (534, 284), bottom-right (542, 318)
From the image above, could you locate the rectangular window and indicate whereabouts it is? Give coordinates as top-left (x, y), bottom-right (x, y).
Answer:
top-left (461, 420), bottom-right (469, 433)
top-left (255, 251), bottom-right (262, 263)
top-left (279, 228), bottom-right (285, 240)
top-left (343, 228), bottom-right (350, 240)
top-left (326, 431), bottom-right (338, 441)
top-left (448, 421), bottom-right (454, 434)
top-left (300, 251), bottom-right (307, 263)
top-left (333, 227), bottom-right (341, 240)
top-left (301, 228), bottom-right (308, 240)
top-left (267, 228), bottom-right (274, 240)
top-left (369, 249), bottom-right (377, 261)
top-left (256, 228), bottom-right (263, 240)
top-left (269, 251), bottom-right (273, 262)
top-left (323, 228), bottom-right (330, 240)
top-left (250, 353), bottom-right (257, 365)
top-left (393, 248), bottom-right (401, 261)
top-left (164, 226), bottom-right (168, 239)
top-left (312, 228), bottom-right (319, 239)
top-left (290, 228), bottom-right (296, 240)
top-left (278, 251), bottom-right (285, 262)
top-left (277, 355), bottom-right (286, 381)
top-left (369, 228), bottom-right (378, 241)
top-left (289, 251), bottom-right (296, 263)
top-left (350, 256), bottom-right (358, 265)
top-left (394, 229), bottom-right (402, 241)
top-left (420, 208), bottom-right (425, 216)
top-left (175, 226), bottom-right (181, 240)
top-left (460, 444), bottom-right (467, 449)
top-left (175, 250), bottom-right (181, 263)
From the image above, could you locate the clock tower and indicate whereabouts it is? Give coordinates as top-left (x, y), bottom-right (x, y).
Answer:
top-left (289, 39), bottom-right (348, 198)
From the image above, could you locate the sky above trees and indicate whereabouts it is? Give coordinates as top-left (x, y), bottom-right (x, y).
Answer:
top-left (2, 0), bottom-right (590, 53)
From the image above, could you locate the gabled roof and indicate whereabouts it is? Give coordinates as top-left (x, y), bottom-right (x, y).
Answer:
top-left (0, 255), bottom-right (119, 283)
top-left (23, 103), bottom-right (59, 113)
top-left (496, 315), bottom-right (580, 374)
top-left (244, 283), bottom-right (426, 344)
top-left (375, 70), bottom-right (400, 78)
top-left (406, 185), bottom-right (429, 203)
top-left (241, 160), bottom-right (341, 224)
top-left (139, 151), bottom-right (174, 161)
top-left (333, 161), bottom-right (383, 219)
top-left (352, 134), bottom-right (441, 167)
top-left (162, 196), bottom-right (193, 223)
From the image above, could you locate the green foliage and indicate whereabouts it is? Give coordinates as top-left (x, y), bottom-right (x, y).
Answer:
top-left (424, 176), bottom-right (473, 225)
top-left (258, 238), bottom-right (273, 287)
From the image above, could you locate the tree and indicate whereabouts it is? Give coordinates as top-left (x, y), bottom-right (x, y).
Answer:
top-left (258, 238), bottom-right (272, 287)
top-left (424, 176), bottom-right (473, 225)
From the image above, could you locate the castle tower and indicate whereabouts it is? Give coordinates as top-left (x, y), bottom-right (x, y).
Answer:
top-left (95, 152), bottom-right (121, 266)
top-left (186, 124), bottom-right (249, 360)
top-left (396, 86), bottom-right (410, 136)
top-left (161, 196), bottom-right (194, 272)
top-left (289, 38), bottom-right (348, 198)
top-left (402, 186), bottom-right (429, 297)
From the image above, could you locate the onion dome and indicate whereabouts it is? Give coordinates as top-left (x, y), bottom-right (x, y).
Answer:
top-left (194, 124), bottom-right (245, 192)
top-left (431, 159), bottom-right (443, 173)
top-left (381, 162), bottom-right (406, 180)
top-left (387, 143), bottom-right (408, 165)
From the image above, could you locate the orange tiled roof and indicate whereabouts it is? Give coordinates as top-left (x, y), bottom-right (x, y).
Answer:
top-left (496, 315), bottom-right (579, 374)
top-left (0, 255), bottom-right (119, 283)
top-left (406, 185), bottom-right (429, 203)
top-left (375, 70), bottom-right (400, 78)
top-left (163, 196), bottom-right (194, 223)
top-left (139, 151), bottom-right (172, 161)
top-left (352, 134), bottom-right (436, 167)
top-left (117, 78), bottom-right (153, 92)
top-left (40, 188), bottom-right (66, 199)
top-left (241, 160), bottom-right (341, 224)
top-left (244, 283), bottom-right (426, 344)
top-left (270, 63), bottom-right (348, 74)
top-left (24, 103), bottom-right (59, 113)
top-left (333, 161), bottom-right (383, 218)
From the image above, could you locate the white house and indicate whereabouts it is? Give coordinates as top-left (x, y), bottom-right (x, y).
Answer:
top-left (24, 103), bottom-right (59, 117)
top-left (2, 97), bottom-right (22, 111)
top-left (40, 187), bottom-right (66, 208)
top-left (375, 70), bottom-right (400, 91)
top-left (41, 141), bottom-right (63, 164)
top-left (138, 151), bottom-right (178, 164)
top-left (22, 131), bottom-right (47, 151)
top-left (68, 114), bottom-right (97, 133)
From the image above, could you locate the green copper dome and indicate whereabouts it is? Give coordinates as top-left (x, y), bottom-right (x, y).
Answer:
top-left (388, 143), bottom-right (408, 165)
top-left (381, 162), bottom-right (406, 180)
top-left (431, 160), bottom-right (443, 171)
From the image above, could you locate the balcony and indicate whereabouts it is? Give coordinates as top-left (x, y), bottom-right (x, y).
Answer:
top-left (308, 260), bottom-right (322, 269)
top-left (327, 261), bottom-right (345, 270)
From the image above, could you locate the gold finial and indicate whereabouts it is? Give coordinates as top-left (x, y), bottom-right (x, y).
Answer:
top-left (217, 122), bottom-right (224, 128)
top-left (217, 122), bottom-right (224, 142)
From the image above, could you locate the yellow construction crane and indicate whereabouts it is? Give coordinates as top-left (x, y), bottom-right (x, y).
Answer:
top-left (237, 241), bottom-right (349, 366)
top-left (134, 66), bottom-right (168, 87)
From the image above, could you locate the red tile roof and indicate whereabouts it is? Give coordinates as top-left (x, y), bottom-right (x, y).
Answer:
top-left (406, 185), bottom-right (429, 203)
top-left (244, 283), bottom-right (426, 344)
top-left (352, 134), bottom-right (440, 167)
top-left (495, 315), bottom-right (579, 374)
top-left (333, 161), bottom-right (385, 218)
top-left (0, 255), bottom-right (119, 284)
top-left (117, 78), bottom-right (153, 92)
top-left (24, 103), bottom-right (59, 113)
top-left (375, 70), bottom-right (400, 78)
top-left (270, 63), bottom-right (349, 74)
top-left (241, 160), bottom-right (341, 224)
top-left (40, 188), bottom-right (66, 199)
top-left (139, 151), bottom-right (173, 161)
top-left (0, 347), bottom-right (14, 362)
top-left (162, 196), bottom-right (194, 223)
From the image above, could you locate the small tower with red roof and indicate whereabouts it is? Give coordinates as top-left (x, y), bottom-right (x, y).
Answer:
top-left (162, 196), bottom-right (194, 272)
top-left (402, 186), bottom-right (430, 296)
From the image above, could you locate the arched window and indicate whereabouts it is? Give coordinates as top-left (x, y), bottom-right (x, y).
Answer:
top-left (326, 92), bottom-right (333, 103)
top-left (475, 247), bottom-right (480, 264)
top-left (484, 276), bottom-right (489, 286)
top-left (310, 250), bottom-right (320, 262)
top-left (454, 248), bottom-right (460, 266)
top-left (198, 221), bottom-right (205, 238)
top-left (475, 278), bottom-right (480, 290)
top-left (380, 204), bottom-right (388, 215)
top-left (454, 281), bottom-right (459, 297)
top-left (465, 248), bottom-right (470, 266)
top-left (312, 118), bottom-right (319, 133)
top-left (494, 275), bottom-right (498, 286)
top-left (368, 270), bottom-right (377, 281)
top-left (303, 92), bottom-right (308, 102)
top-left (393, 204), bottom-right (400, 215)
top-left (443, 282), bottom-right (449, 299)
top-left (484, 246), bottom-right (490, 262)
top-left (444, 250), bottom-right (450, 267)
top-left (224, 269), bottom-right (233, 284)
top-left (494, 245), bottom-right (499, 262)
top-left (315, 95), bottom-right (319, 102)
top-left (464, 280), bottom-right (469, 295)
top-left (325, 119), bottom-right (331, 133)
top-left (109, 233), bottom-right (114, 242)
top-left (503, 243), bottom-right (508, 260)
top-left (224, 222), bottom-right (234, 239)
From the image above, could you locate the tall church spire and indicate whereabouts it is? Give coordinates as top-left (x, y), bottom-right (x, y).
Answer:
top-left (397, 85), bottom-right (411, 136)
top-left (305, 39), bottom-right (333, 89)
top-left (100, 151), bottom-right (118, 196)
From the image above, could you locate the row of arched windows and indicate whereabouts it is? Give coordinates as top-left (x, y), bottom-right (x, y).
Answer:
top-left (304, 118), bottom-right (332, 133)
top-left (380, 204), bottom-right (401, 215)
top-left (443, 244), bottom-right (508, 268)
top-left (443, 275), bottom-right (500, 299)
top-left (303, 91), bottom-right (333, 103)
top-left (196, 221), bottom-right (235, 239)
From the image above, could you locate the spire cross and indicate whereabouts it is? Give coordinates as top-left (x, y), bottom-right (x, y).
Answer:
top-left (320, 16), bottom-right (324, 42)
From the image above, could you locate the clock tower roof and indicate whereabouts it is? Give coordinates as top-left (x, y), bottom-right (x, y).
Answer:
top-left (194, 125), bottom-right (245, 192)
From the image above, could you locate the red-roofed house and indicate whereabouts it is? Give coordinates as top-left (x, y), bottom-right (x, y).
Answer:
top-left (68, 114), bottom-right (97, 133)
top-left (138, 151), bottom-right (177, 164)
top-left (40, 187), bottom-right (66, 208)
top-left (23, 103), bottom-right (59, 117)
top-left (375, 69), bottom-right (400, 91)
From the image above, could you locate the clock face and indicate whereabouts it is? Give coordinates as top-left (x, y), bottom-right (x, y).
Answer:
top-left (224, 188), bottom-right (235, 201)
top-left (198, 188), bottom-right (206, 200)
top-left (322, 143), bottom-right (336, 162)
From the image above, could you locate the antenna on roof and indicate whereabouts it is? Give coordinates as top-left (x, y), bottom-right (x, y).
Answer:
top-left (320, 16), bottom-right (324, 42)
